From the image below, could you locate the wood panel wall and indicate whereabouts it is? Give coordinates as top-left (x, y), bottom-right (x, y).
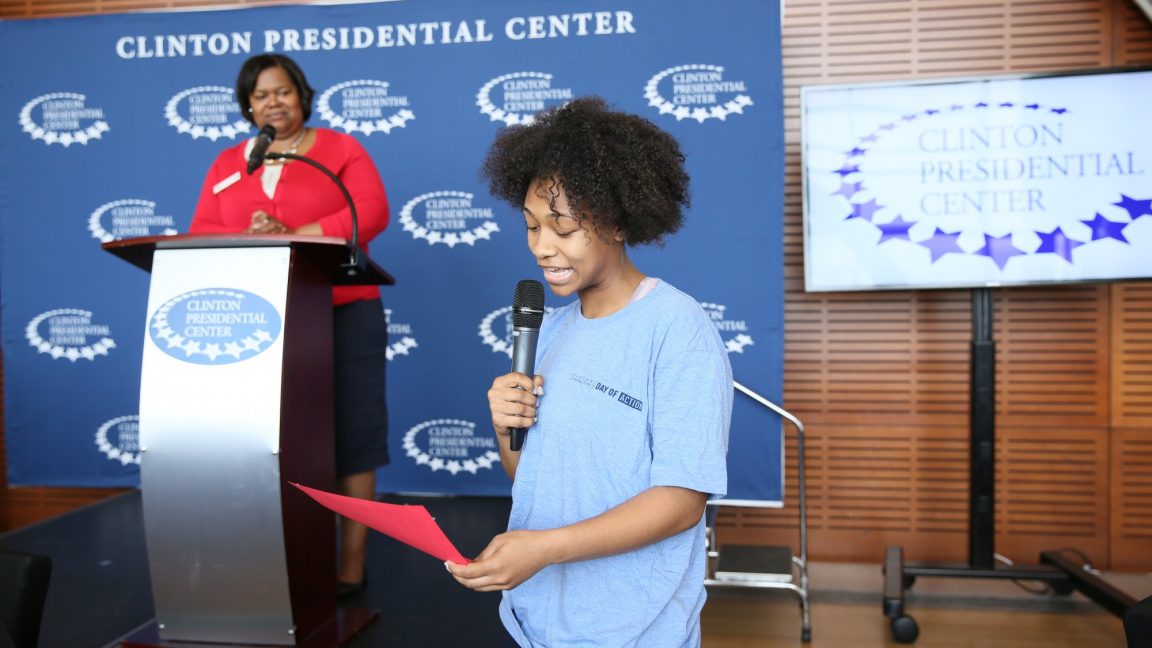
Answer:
top-left (718, 0), bottom-right (1152, 571)
top-left (0, 0), bottom-right (1149, 570)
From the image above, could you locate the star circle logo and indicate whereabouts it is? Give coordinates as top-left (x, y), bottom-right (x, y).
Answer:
top-left (700, 302), bottom-right (755, 354)
top-left (165, 86), bottom-right (250, 141)
top-left (476, 72), bottom-right (574, 126)
top-left (317, 80), bottom-right (414, 136)
top-left (402, 419), bottom-right (500, 475)
top-left (149, 289), bottom-right (282, 365)
top-left (827, 102), bottom-right (1152, 270)
top-left (88, 199), bottom-right (179, 243)
top-left (95, 415), bottom-right (141, 466)
top-left (384, 308), bottom-right (418, 361)
top-left (19, 92), bottom-right (110, 147)
top-left (399, 190), bottom-right (499, 248)
top-left (644, 64), bottom-right (753, 123)
top-left (26, 308), bottom-right (116, 362)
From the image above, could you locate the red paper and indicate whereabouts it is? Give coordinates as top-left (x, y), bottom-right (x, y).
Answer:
top-left (290, 482), bottom-right (470, 564)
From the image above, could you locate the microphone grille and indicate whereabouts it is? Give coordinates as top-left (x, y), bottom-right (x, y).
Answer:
top-left (512, 279), bottom-right (545, 328)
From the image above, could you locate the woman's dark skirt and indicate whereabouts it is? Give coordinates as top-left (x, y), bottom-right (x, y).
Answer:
top-left (333, 298), bottom-right (390, 477)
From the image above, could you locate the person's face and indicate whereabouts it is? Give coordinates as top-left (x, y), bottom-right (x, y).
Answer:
top-left (523, 178), bottom-right (626, 300)
top-left (248, 66), bottom-right (304, 136)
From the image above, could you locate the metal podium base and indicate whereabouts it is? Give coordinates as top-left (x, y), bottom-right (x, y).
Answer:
top-left (121, 607), bottom-right (380, 648)
top-left (882, 545), bottom-right (1138, 644)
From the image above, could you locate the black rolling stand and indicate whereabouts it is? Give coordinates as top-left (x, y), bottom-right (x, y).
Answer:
top-left (881, 288), bottom-right (1138, 643)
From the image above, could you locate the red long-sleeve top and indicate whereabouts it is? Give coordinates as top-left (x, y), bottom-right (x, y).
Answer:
top-left (189, 128), bottom-right (390, 305)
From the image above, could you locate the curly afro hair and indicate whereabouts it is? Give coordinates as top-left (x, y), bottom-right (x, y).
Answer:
top-left (481, 96), bottom-right (690, 246)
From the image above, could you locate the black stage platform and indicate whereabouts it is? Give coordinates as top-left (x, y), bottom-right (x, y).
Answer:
top-left (0, 491), bottom-right (512, 648)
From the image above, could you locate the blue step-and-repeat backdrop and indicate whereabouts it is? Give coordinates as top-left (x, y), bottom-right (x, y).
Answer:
top-left (0, 0), bottom-right (785, 504)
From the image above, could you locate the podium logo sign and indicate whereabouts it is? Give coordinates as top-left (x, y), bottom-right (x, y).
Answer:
top-left (88, 199), bottom-right (178, 243)
top-left (317, 79), bottom-right (414, 136)
top-left (19, 92), bottom-right (110, 147)
top-left (95, 415), bottom-right (141, 466)
top-left (165, 86), bottom-right (250, 141)
top-left (478, 304), bottom-right (556, 357)
top-left (399, 190), bottom-right (499, 248)
top-left (150, 289), bottom-right (282, 365)
top-left (477, 71), bottom-right (575, 126)
top-left (701, 302), bottom-right (755, 354)
top-left (402, 419), bottom-right (500, 476)
top-left (26, 308), bottom-right (116, 362)
top-left (644, 64), bottom-right (753, 123)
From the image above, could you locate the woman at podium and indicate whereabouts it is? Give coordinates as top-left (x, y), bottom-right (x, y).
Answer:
top-left (189, 53), bottom-right (390, 597)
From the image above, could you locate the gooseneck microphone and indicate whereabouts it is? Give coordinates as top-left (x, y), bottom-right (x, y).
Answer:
top-left (246, 125), bottom-right (276, 175)
top-left (508, 279), bottom-right (545, 452)
top-left (261, 135), bottom-right (369, 281)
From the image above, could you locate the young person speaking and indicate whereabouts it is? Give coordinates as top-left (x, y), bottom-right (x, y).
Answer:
top-left (447, 96), bottom-right (733, 647)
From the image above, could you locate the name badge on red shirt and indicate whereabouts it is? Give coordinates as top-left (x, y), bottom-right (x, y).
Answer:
top-left (212, 171), bottom-right (242, 195)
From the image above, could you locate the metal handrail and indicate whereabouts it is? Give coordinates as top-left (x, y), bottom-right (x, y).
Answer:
top-left (731, 380), bottom-right (808, 567)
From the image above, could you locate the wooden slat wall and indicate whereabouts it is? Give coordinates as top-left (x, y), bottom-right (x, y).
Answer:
top-left (723, 0), bottom-right (1152, 571)
top-left (1111, 283), bottom-right (1152, 568)
top-left (0, 0), bottom-right (294, 16)
top-left (1, 0), bottom-right (1150, 570)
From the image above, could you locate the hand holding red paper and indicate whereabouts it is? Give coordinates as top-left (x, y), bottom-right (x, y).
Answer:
top-left (446, 528), bottom-right (555, 592)
top-left (291, 482), bottom-right (470, 565)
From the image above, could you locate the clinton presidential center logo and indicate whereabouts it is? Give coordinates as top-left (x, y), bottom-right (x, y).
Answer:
top-left (478, 303), bottom-right (555, 357)
top-left (88, 199), bottom-right (178, 243)
top-left (801, 71), bottom-right (1152, 291)
top-left (819, 102), bottom-right (1150, 272)
top-left (477, 72), bottom-right (574, 126)
top-left (149, 289), bottom-right (282, 365)
top-left (400, 190), bottom-right (499, 247)
top-left (385, 308), bottom-right (418, 361)
top-left (26, 309), bottom-right (116, 362)
top-left (19, 92), bottom-right (110, 146)
top-left (317, 80), bottom-right (414, 136)
top-left (644, 64), bottom-right (753, 123)
top-left (165, 86), bottom-right (250, 141)
top-left (95, 415), bottom-right (141, 466)
top-left (402, 419), bottom-right (500, 475)
top-left (701, 302), bottom-right (755, 354)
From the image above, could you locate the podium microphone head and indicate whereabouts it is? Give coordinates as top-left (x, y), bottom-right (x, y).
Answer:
top-left (246, 125), bottom-right (277, 175)
top-left (512, 280), bottom-right (545, 328)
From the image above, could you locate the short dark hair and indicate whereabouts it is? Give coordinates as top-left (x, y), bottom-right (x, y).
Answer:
top-left (481, 96), bottom-right (690, 246)
top-left (235, 54), bottom-right (314, 125)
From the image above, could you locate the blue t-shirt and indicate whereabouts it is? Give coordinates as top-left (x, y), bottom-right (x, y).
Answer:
top-left (501, 280), bottom-right (732, 648)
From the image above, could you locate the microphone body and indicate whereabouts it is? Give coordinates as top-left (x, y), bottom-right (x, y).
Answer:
top-left (246, 125), bottom-right (276, 175)
top-left (508, 332), bottom-right (538, 451)
top-left (508, 280), bottom-right (545, 452)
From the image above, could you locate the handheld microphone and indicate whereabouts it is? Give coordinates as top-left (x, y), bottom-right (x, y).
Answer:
top-left (246, 125), bottom-right (277, 175)
top-left (508, 279), bottom-right (545, 452)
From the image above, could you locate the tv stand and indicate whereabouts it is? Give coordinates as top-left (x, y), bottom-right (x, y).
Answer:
top-left (881, 288), bottom-right (1137, 643)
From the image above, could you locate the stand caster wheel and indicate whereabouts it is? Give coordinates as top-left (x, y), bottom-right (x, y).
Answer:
top-left (801, 626), bottom-right (811, 642)
top-left (891, 615), bottom-right (919, 643)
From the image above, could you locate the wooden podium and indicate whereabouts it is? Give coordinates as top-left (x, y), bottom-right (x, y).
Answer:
top-left (103, 234), bottom-right (393, 646)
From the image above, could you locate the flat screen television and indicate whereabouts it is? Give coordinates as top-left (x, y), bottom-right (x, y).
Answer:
top-left (801, 68), bottom-right (1152, 292)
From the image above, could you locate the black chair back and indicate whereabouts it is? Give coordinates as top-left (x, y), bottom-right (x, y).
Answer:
top-left (0, 551), bottom-right (52, 648)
